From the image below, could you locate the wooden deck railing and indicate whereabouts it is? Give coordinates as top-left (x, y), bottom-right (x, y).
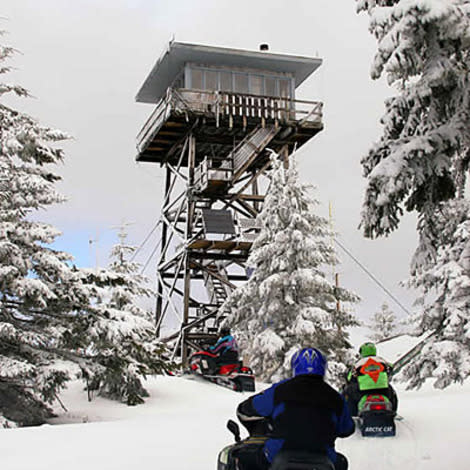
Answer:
top-left (137, 87), bottom-right (323, 153)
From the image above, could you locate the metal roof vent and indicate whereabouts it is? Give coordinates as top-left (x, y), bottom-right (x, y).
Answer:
top-left (259, 44), bottom-right (269, 52)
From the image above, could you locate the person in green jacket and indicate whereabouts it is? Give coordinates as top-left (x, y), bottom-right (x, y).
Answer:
top-left (342, 342), bottom-right (398, 416)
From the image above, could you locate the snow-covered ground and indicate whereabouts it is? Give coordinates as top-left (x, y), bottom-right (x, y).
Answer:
top-left (1, 336), bottom-right (469, 470)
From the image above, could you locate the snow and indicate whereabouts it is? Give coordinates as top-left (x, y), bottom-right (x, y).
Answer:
top-left (0, 335), bottom-right (469, 469)
top-left (0, 377), bottom-right (246, 470)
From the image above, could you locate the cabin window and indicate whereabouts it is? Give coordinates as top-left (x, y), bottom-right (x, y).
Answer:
top-left (191, 69), bottom-right (203, 90)
top-left (186, 65), bottom-right (293, 98)
top-left (234, 73), bottom-right (249, 93)
top-left (265, 77), bottom-right (276, 96)
top-left (250, 75), bottom-right (263, 95)
top-left (205, 70), bottom-right (218, 91)
top-left (279, 79), bottom-right (290, 98)
top-left (219, 71), bottom-right (232, 92)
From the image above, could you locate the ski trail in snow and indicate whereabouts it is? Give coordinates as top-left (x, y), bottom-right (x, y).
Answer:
top-left (398, 419), bottom-right (433, 470)
top-left (344, 419), bottom-right (421, 470)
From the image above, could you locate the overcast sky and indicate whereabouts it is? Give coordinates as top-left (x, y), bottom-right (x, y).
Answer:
top-left (2, 0), bottom-right (419, 322)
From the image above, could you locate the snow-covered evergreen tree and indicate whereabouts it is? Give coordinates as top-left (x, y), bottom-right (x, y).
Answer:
top-left (369, 302), bottom-right (397, 341)
top-left (357, 0), bottom-right (470, 239)
top-left (404, 198), bottom-right (470, 388)
top-left (0, 33), bottom-right (79, 426)
top-left (222, 155), bottom-right (359, 383)
top-left (357, 0), bottom-right (470, 388)
top-left (75, 228), bottom-right (173, 406)
top-left (0, 34), bottom-right (172, 425)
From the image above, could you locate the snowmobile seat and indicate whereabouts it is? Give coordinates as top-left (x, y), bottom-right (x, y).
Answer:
top-left (270, 451), bottom-right (334, 470)
top-left (217, 349), bottom-right (240, 365)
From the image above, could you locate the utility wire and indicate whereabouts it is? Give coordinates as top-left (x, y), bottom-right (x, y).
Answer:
top-left (334, 238), bottom-right (412, 317)
top-left (131, 219), bottom-right (161, 262)
top-left (140, 238), bottom-right (162, 275)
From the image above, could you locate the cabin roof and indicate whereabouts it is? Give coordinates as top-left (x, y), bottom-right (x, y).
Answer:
top-left (136, 41), bottom-right (322, 104)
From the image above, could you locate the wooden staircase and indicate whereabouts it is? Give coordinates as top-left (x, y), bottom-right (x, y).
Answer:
top-left (230, 125), bottom-right (279, 182)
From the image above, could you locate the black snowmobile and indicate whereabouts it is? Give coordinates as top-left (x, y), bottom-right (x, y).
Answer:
top-left (356, 393), bottom-right (396, 437)
top-left (217, 419), bottom-right (335, 470)
top-left (189, 349), bottom-right (255, 392)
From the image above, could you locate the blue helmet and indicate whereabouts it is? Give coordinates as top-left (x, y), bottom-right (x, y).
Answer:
top-left (291, 348), bottom-right (327, 377)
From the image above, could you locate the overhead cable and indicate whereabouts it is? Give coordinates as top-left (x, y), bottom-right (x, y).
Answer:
top-left (140, 238), bottom-right (162, 275)
top-left (131, 219), bottom-right (162, 262)
top-left (334, 238), bottom-right (412, 317)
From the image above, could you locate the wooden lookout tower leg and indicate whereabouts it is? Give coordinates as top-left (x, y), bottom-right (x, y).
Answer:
top-left (280, 144), bottom-right (290, 169)
top-left (182, 134), bottom-right (196, 367)
top-left (155, 165), bottom-right (171, 336)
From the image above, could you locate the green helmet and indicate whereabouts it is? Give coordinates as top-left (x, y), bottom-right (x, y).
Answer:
top-left (359, 342), bottom-right (377, 357)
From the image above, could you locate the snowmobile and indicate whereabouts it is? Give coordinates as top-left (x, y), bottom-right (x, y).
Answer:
top-left (217, 419), bottom-right (335, 470)
top-left (357, 394), bottom-right (396, 437)
top-left (188, 350), bottom-right (255, 392)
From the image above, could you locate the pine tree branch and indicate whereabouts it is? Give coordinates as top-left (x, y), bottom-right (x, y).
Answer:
top-left (53, 393), bottom-right (68, 413)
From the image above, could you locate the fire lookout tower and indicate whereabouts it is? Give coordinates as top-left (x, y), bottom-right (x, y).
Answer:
top-left (135, 41), bottom-right (323, 364)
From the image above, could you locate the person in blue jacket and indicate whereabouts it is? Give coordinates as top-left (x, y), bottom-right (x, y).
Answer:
top-left (209, 326), bottom-right (239, 364)
top-left (235, 347), bottom-right (355, 470)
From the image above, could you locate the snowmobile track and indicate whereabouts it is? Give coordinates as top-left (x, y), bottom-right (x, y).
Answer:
top-left (348, 417), bottom-right (422, 470)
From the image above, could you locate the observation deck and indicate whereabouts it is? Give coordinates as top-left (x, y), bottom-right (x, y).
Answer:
top-left (136, 87), bottom-right (323, 165)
